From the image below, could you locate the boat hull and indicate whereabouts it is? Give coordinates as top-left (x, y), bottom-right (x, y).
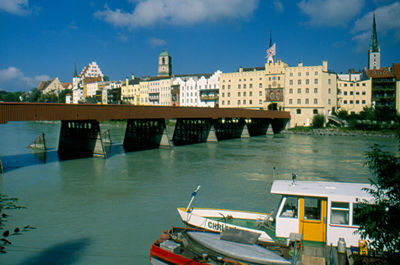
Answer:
top-left (177, 208), bottom-right (274, 243)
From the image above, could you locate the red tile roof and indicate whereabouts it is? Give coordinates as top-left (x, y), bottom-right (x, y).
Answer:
top-left (392, 63), bottom-right (400, 80)
top-left (365, 67), bottom-right (394, 78)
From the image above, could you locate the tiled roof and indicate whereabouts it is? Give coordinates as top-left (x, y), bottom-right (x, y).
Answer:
top-left (392, 63), bottom-right (400, 80)
top-left (62, 82), bottom-right (72, 89)
top-left (365, 67), bottom-right (394, 78)
top-left (38, 80), bottom-right (52, 91)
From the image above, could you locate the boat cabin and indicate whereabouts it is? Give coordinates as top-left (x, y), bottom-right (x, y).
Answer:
top-left (271, 180), bottom-right (373, 247)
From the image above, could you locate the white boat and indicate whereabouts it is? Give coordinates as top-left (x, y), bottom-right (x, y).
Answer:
top-left (177, 207), bottom-right (276, 243)
top-left (178, 180), bottom-right (374, 247)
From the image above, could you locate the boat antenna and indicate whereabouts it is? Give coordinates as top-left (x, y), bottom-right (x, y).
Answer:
top-left (272, 166), bottom-right (276, 179)
top-left (186, 185), bottom-right (201, 211)
top-left (292, 173), bottom-right (297, 185)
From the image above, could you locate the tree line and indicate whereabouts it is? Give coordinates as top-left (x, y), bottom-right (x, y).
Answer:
top-left (0, 89), bottom-right (71, 103)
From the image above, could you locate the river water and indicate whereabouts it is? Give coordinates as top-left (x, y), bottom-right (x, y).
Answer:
top-left (0, 121), bottom-right (397, 264)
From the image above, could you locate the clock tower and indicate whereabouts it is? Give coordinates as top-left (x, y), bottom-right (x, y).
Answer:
top-left (158, 50), bottom-right (172, 77)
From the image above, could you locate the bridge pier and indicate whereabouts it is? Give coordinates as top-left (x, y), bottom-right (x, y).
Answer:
top-left (214, 118), bottom-right (245, 140)
top-left (271, 118), bottom-right (289, 134)
top-left (172, 118), bottom-right (213, 146)
top-left (246, 118), bottom-right (270, 136)
top-left (123, 119), bottom-right (171, 151)
top-left (58, 120), bottom-right (106, 160)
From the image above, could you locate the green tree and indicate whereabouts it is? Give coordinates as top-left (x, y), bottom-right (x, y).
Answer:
top-left (355, 144), bottom-right (400, 262)
top-left (312, 114), bottom-right (325, 128)
top-left (58, 89), bottom-right (72, 103)
top-left (26, 88), bottom-right (42, 102)
top-left (38, 91), bottom-right (58, 103)
top-left (337, 109), bottom-right (349, 120)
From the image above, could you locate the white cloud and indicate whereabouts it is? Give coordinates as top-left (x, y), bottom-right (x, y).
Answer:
top-left (95, 0), bottom-right (259, 28)
top-left (148, 37), bottom-right (167, 47)
top-left (0, 67), bottom-right (50, 91)
top-left (297, 0), bottom-right (365, 27)
top-left (273, 0), bottom-right (284, 13)
top-left (0, 0), bottom-right (30, 15)
top-left (352, 2), bottom-right (400, 52)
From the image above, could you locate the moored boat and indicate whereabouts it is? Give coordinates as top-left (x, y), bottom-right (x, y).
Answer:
top-left (150, 227), bottom-right (290, 265)
top-left (178, 180), bottom-right (374, 248)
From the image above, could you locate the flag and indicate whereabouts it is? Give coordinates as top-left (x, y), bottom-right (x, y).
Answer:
top-left (266, 43), bottom-right (276, 58)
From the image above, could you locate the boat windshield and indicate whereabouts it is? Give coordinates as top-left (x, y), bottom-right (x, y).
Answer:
top-left (279, 196), bottom-right (298, 218)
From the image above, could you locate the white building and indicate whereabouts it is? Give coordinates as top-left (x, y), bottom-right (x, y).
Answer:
top-left (173, 70), bottom-right (222, 107)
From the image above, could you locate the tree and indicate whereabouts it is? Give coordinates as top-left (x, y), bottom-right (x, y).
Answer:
top-left (355, 144), bottom-right (400, 262)
top-left (337, 109), bottom-right (349, 120)
top-left (58, 89), bottom-right (72, 103)
top-left (312, 114), bottom-right (325, 128)
top-left (26, 88), bottom-right (42, 102)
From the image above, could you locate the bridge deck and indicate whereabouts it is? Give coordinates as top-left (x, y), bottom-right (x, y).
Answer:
top-left (0, 103), bottom-right (290, 124)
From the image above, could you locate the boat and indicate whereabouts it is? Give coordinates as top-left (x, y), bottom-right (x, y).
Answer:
top-left (178, 180), bottom-right (373, 247)
top-left (150, 227), bottom-right (291, 265)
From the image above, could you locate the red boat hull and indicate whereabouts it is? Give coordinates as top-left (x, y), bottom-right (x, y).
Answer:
top-left (150, 243), bottom-right (208, 265)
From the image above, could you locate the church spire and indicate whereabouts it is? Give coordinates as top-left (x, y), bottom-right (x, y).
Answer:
top-left (73, 63), bottom-right (78, 77)
top-left (369, 13), bottom-right (379, 52)
top-left (269, 31), bottom-right (273, 48)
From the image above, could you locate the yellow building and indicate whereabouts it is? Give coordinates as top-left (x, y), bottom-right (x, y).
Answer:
top-left (337, 79), bottom-right (372, 114)
top-left (121, 76), bottom-right (140, 104)
top-left (219, 67), bottom-right (266, 108)
top-left (283, 61), bottom-right (337, 127)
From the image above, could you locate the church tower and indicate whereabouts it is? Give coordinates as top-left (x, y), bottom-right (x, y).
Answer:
top-left (368, 13), bottom-right (380, 70)
top-left (158, 50), bottom-right (172, 77)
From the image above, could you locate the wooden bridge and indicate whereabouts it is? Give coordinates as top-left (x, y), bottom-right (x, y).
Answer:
top-left (0, 103), bottom-right (290, 160)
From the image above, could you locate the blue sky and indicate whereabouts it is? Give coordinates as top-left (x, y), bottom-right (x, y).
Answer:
top-left (0, 0), bottom-right (399, 92)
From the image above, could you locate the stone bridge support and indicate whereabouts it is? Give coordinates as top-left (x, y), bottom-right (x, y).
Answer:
top-left (123, 119), bottom-right (170, 151)
top-left (246, 118), bottom-right (271, 136)
top-left (172, 118), bottom-right (213, 146)
top-left (58, 120), bottom-right (106, 160)
top-left (214, 118), bottom-right (246, 140)
top-left (270, 118), bottom-right (289, 134)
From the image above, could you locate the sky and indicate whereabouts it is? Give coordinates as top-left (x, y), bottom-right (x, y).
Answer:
top-left (0, 0), bottom-right (400, 92)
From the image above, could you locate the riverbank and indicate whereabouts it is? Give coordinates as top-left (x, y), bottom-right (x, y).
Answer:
top-left (282, 128), bottom-right (398, 138)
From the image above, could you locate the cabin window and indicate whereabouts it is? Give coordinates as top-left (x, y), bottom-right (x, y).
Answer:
top-left (280, 197), bottom-right (298, 218)
top-left (331, 202), bottom-right (349, 225)
top-left (304, 197), bottom-right (321, 220)
top-left (352, 203), bottom-right (364, 226)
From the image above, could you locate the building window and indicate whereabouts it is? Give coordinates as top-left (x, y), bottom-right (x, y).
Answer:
top-left (290, 73), bottom-right (293, 77)
top-left (356, 100), bottom-right (359, 104)
top-left (222, 93), bottom-right (225, 97)
top-left (289, 88), bottom-right (293, 94)
top-left (222, 85), bottom-right (225, 89)
top-left (328, 99), bottom-right (331, 105)
top-left (314, 79), bottom-right (318, 84)
top-left (298, 88), bottom-right (301, 94)
top-left (344, 100), bottom-right (347, 104)
top-left (350, 91), bottom-right (354, 95)
top-left (243, 92), bottom-right (246, 96)
top-left (289, 99), bottom-right (293, 104)
top-left (249, 84), bottom-right (253, 88)
top-left (228, 100), bottom-right (230, 105)
top-left (259, 99), bottom-right (262, 104)
top-left (298, 72), bottom-right (301, 77)
top-left (270, 92), bottom-right (274, 100)
top-left (328, 88), bottom-right (331, 94)
top-left (350, 100), bottom-right (354, 104)
top-left (249, 100), bottom-right (252, 104)
top-left (296, 109), bottom-right (301, 114)
top-left (305, 98), bottom-right (309, 104)
top-left (313, 109), bottom-right (318, 114)
top-left (362, 100), bottom-right (366, 104)
top-left (244, 84), bottom-right (247, 89)
top-left (314, 88), bottom-right (318, 93)
top-left (238, 100), bottom-right (241, 105)
top-left (238, 92), bottom-right (241, 96)
top-left (290, 80), bottom-right (293, 85)
top-left (222, 100), bottom-right (224, 105)
top-left (243, 100), bottom-right (246, 104)
top-left (306, 88), bottom-right (309, 93)
top-left (259, 91), bottom-right (262, 96)
top-left (259, 83), bottom-right (262, 88)
top-left (298, 80), bottom-right (301, 85)
top-left (306, 72), bottom-right (309, 76)
top-left (306, 79), bottom-right (309, 85)
top-left (356, 92), bottom-right (360, 95)
top-left (228, 85), bottom-right (231, 89)
top-left (238, 84), bottom-right (241, 89)
top-left (362, 83), bottom-right (366, 86)
top-left (314, 98), bottom-right (318, 104)
top-left (315, 71), bottom-right (318, 75)
top-left (344, 91), bottom-right (348, 96)
top-left (249, 91), bottom-right (252, 96)
top-left (297, 99), bottom-right (301, 104)
top-left (328, 79), bottom-right (331, 85)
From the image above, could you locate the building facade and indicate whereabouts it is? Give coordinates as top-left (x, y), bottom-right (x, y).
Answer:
top-left (38, 77), bottom-right (64, 95)
top-left (284, 61), bottom-right (337, 127)
top-left (337, 78), bottom-right (372, 113)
